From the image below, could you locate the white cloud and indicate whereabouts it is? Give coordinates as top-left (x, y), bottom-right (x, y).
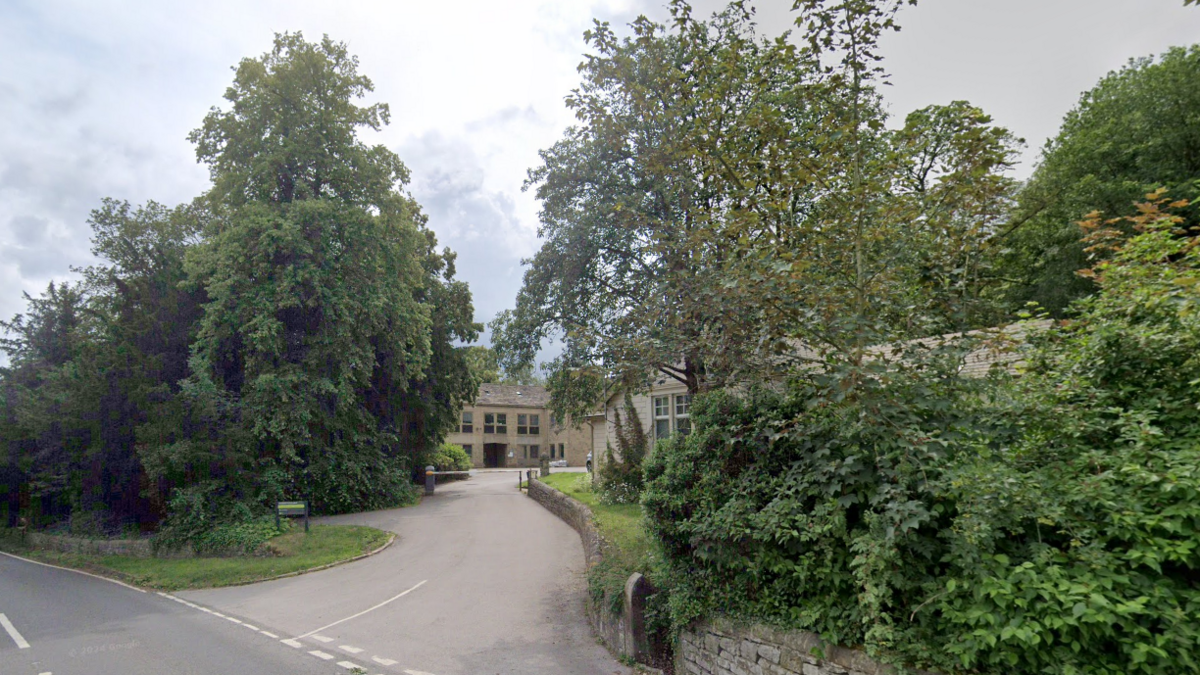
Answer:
top-left (1, 0), bottom-right (1198, 363)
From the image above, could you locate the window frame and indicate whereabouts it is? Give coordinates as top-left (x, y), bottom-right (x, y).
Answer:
top-left (517, 413), bottom-right (529, 435)
top-left (495, 413), bottom-right (507, 434)
top-left (529, 414), bottom-right (540, 436)
top-left (484, 412), bottom-right (495, 434)
top-left (461, 411), bottom-right (473, 434)
top-left (674, 394), bottom-right (692, 436)
top-left (653, 395), bottom-right (671, 440)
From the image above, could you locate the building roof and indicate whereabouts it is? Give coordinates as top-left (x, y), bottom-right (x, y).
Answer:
top-left (472, 383), bottom-right (551, 409)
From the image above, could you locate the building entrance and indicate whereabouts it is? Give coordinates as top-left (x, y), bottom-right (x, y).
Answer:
top-left (483, 443), bottom-right (507, 468)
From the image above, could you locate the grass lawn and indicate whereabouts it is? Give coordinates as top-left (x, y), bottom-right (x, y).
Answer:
top-left (0, 525), bottom-right (391, 591)
top-left (538, 472), bottom-right (653, 610)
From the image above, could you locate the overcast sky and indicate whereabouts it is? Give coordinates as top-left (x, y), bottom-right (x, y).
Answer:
top-left (2, 0), bottom-right (1198, 363)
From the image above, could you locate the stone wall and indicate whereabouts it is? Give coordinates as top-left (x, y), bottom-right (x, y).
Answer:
top-left (525, 477), bottom-right (638, 660)
top-left (25, 532), bottom-right (155, 557)
top-left (678, 616), bottom-right (936, 675)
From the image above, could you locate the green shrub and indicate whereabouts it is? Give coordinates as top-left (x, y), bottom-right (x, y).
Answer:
top-left (596, 393), bottom-right (648, 504)
top-left (429, 443), bottom-right (472, 472)
top-left (642, 198), bottom-right (1200, 674)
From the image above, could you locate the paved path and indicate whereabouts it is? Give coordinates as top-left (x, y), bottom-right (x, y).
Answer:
top-left (180, 470), bottom-right (628, 675)
top-left (0, 552), bottom-right (328, 675)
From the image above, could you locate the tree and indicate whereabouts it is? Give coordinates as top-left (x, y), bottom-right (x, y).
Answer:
top-left (998, 45), bottom-right (1200, 315)
top-left (494, 0), bottom-right (1019, 416)
top-left (178, 32), bottom-right (477, 514)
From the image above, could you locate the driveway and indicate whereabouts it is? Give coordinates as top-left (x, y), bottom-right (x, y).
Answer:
top-left (179, 470), bottom-right (628, 675)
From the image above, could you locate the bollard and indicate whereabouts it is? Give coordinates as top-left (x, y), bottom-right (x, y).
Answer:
top-left (425, 465), bottom-right (435, 496)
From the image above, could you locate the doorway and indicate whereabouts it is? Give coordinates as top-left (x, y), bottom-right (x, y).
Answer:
top-left (484, 443), bottom-right (507, 468)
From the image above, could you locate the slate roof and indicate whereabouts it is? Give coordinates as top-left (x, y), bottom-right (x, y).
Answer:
top-left (473, 383), bottom-right (551, 409)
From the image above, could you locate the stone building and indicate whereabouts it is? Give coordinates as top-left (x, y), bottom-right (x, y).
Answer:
top-left (445, 383), bottom-right (593, 469)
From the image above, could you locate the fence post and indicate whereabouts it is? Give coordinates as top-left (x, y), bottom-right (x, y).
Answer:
top-left (425, 465), bottom-right (436, 496)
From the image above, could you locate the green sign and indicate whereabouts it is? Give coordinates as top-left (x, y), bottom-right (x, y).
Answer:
top-left (277, 501), bottom-right (307, 515)
top-left (276, 500), bottom-right (310, 533)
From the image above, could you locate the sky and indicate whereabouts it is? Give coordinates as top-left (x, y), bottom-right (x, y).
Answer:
top-left (2, 0), bottom-right (1199, 364)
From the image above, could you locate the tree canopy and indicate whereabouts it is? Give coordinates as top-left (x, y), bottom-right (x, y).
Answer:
top-left (0, 32), bottom-right (477, 534)
top-left (493, 0), bottom-right (1019, 415)
top-left (998, 45), bottom-right (1200, 314)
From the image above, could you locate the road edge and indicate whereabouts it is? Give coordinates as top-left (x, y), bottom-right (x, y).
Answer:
top-left (0, 530), bottom-right (396, 592)
top-left (225, 532), bottom-right (397, 587)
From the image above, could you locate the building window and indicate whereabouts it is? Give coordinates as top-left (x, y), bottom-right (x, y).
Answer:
top-left (559, 442), bottom-right (565, 459)
top-left (484, 413), bottom-right (495, 434)
top-left (653, 396), bottom-right (671, 439)
top-left (529, 414), bottom-right (540, 435)
top-left (517, 414), bottom-right (529, 435)
top-left (462, 444), bottom-right (472, 457)
top-left (461, 411), bottom-right (473, 434)
top-left (529, 444), bottom-right (539, 458)
top-left (496, 413), bottom-right (507, 434)
top-left (675, 394), bottom-right (692, 436)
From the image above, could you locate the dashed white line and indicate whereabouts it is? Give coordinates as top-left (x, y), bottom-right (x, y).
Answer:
top-left (282, 639), bottom-right (303, 648)
top-left (211, 612), bottom-right (227, 618)
top-left (309, 650), bottom-right (335, 660)
top-left (373, 656), bottom-right (398, 666)
top-left (0, 613), bottom-right (30, 649)
top-left (242, 624), bottom-right (259, 630)
top-left (261, 631), bottom-right (279, 639)
top-left (292, 580), bottom-right (427, 640)
top-left (225, 617), bottom-right (243, 624)
top-left (337, 661), bottom-right (361, 669)
top-left (340, 644), bottom-right (364, 653)
top-left (405, 670), bottom-right (437, 675)
top-left (312, 634), bottom-right (335, 643)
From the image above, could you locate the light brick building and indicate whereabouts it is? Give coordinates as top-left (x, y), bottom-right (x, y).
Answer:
top-left (446, 384), bottom-right (593, 468)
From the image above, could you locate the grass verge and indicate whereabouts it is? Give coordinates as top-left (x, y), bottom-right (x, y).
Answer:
top-left (538, 472), bottom-right (653, 613)
top-left (0, 524), bottom-right (391, 591)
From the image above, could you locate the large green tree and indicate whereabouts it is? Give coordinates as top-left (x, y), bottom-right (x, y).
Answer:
top-left (493, 0), bottom-right (1019, 415)
top-left (178, 33), bottom-right (477, 514)
top-left (999, 45), bottom-right (1200, 314)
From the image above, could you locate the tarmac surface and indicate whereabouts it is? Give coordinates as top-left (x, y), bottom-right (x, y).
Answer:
top-left (180, 468), bottom-right (628, 675)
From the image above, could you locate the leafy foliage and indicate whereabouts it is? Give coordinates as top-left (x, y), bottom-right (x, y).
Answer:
top-left (1000, 45), bottom-right (1200, 314)
top-left (643, 197), bottom-right (1200, 673)
top-left (495, 0), bottom-right (1019, 417)
top-left (596, 394), bottom-right (649, 505)
top-left (0, 33), bottom-right (476, 533)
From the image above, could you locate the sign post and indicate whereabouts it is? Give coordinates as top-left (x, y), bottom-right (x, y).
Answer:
top-left (277, 500), bottom-right (309, 533)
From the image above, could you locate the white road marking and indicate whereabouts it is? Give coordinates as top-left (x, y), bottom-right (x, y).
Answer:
top-left (242, 624), bottom-right (259, 630)
top-left (405, 670), bottom-right (437, 675)
top-left (337, 661), bottom-right (361, 669)
top-left (281, 639), bottom-right (303, 648)
top-left (312, 634), bottom-right (334, 643)
top-left (309, 650), bottom-right (335, 660)
top-left (340, 645), bottom-right (364, 653)
top-left (225, 617), bottom-right (243, 624)
top-left (0, 613), bottom-right (31, 649)
top-left (0, 551), bottom-right (146, 593)
top-left (292, 580), bottom-right (427, 640)
top-left (211, 612), bottom-right (227, 618)
top-left (373, 656), bottom-right (398, 665)
top-left (261, 631), bottom-right (279, 639)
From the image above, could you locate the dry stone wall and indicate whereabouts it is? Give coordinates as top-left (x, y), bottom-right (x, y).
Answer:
top-left (24, 532), bottom-right (154, 557)
top-left (678, 616), bottom-right (936, 675)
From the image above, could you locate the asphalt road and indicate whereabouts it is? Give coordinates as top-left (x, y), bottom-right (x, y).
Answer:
top-left (0, 552), bottom-right (331, 675)
top-left (180, 469), bottom-right (629, 675)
